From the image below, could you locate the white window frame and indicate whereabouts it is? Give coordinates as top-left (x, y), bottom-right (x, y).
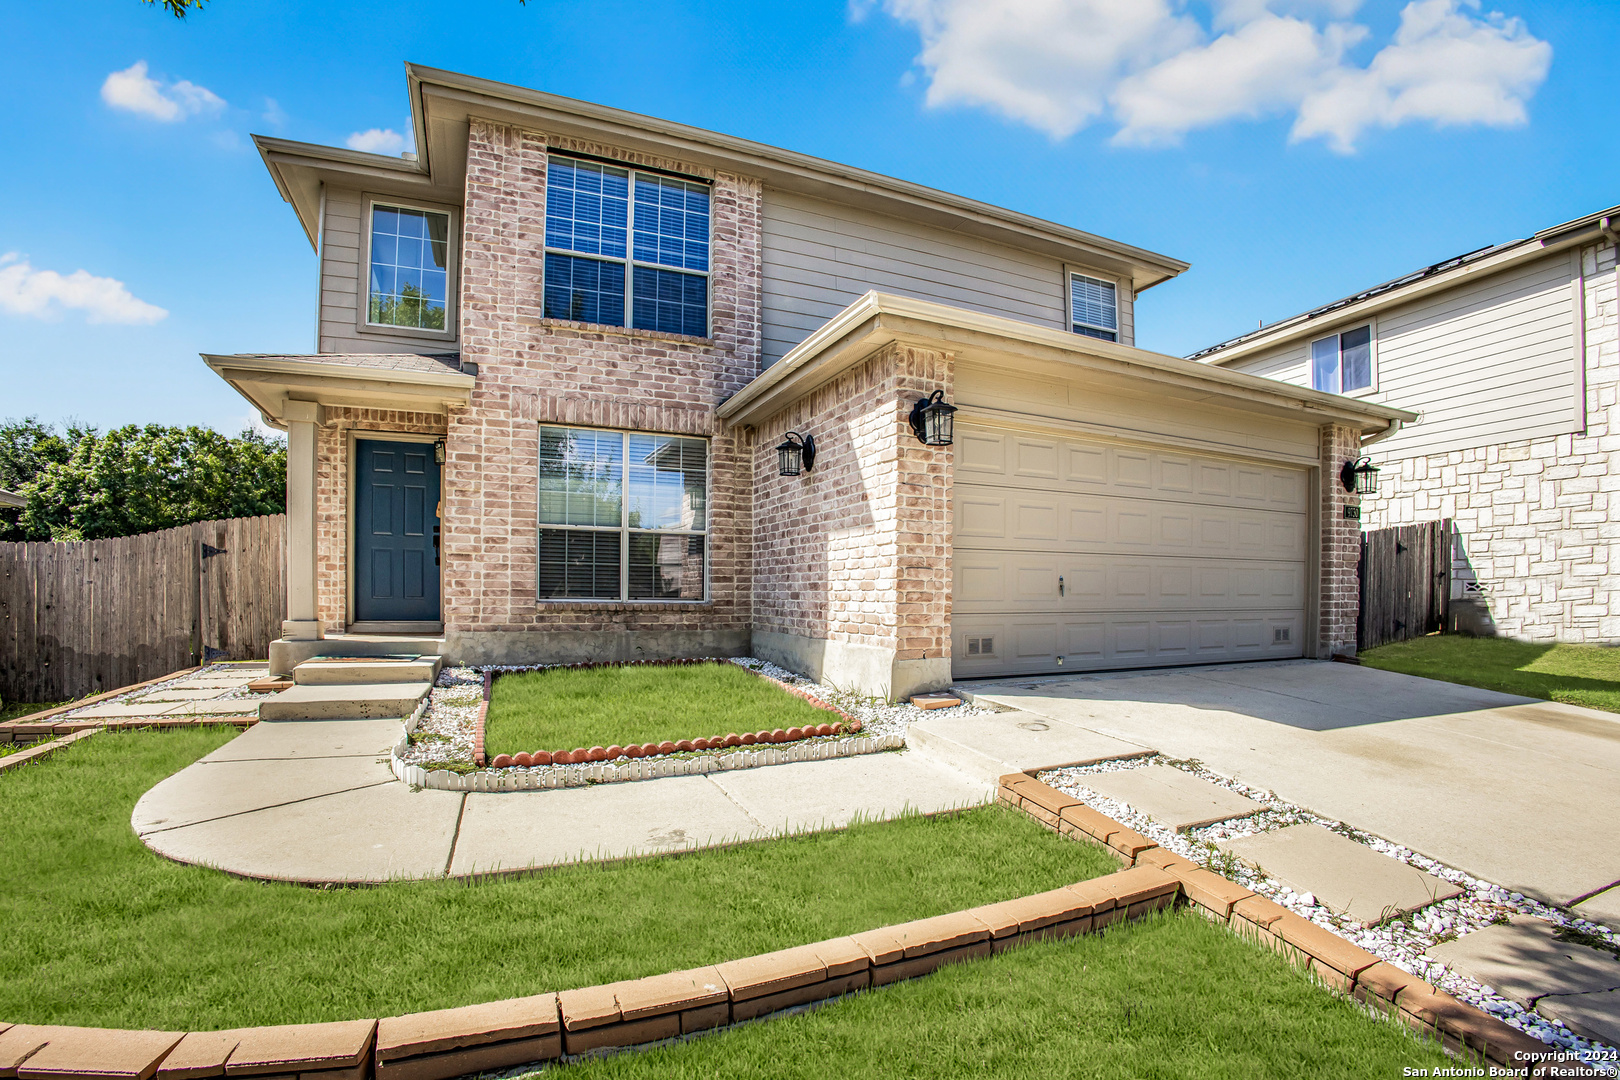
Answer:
top-left (1064, 267), bottom-right (1122, 343)
top-left (357, 194), bottom-right (459, 342)
top-left (541, 155), bottom-right (714, 339)
top-left (1309, 320), bottom-right (1379, 397)
top-left (536, 424), bottom-right (712, 604)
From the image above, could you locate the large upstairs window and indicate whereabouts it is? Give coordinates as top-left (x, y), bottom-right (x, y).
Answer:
top-left (537, 425), bottom-right (709, 602)
top-left (543, 156), bottom-right (711, 338)
top-left (1069, 272), bottom-right (1119, 342)
top-left (367, 203), bottom-right (451, 331)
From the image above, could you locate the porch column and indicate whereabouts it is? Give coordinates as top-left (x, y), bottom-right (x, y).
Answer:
top-left (281, 400), bottom-right (324, 640)
top-left (1318, 422), bottom-right (1362, 657)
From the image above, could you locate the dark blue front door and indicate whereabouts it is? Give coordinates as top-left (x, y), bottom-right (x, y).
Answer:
top-left (355, 439), bottom-right (441, 623)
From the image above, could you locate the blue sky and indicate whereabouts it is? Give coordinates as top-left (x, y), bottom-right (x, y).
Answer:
top-left (1, 0), bottom-right (1614, 434)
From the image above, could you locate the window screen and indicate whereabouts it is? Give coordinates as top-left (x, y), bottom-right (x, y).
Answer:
top-left (1070, 273), bottom-right (1118, 342)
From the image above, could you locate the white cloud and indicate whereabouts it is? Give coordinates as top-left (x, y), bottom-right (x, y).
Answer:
top-left (874, 0), bottom-right (1550, 151)
top-left (1293, 0), bottom-right (1552, 152)
top-left (262, 97), bottom-right (289, 128)
top-left (101, 60), bottom-right (225, 122)
top-left (347, 128), bottom-right (406, 154)
top-left (0, 254), bottom-right (168, 325)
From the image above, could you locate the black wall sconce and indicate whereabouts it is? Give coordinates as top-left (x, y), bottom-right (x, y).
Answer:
top-left (1340, 456), bottom-right (1380, 495)
top-left (433, 438), bottom-right (446, 464)
top-left (776, 432), bottom-right (816, 476)
top-left (908, 390), bottom-right (958, 446)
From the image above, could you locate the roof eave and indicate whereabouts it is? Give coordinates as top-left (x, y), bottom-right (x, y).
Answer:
top-left (203, 353), bottom-right (474, 426)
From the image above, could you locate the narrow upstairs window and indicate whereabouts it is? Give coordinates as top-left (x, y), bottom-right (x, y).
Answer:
top-left (1070, 272), bottom-right (1118, 342)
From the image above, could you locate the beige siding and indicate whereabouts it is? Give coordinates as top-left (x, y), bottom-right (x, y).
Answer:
top-left (761, 189), bottom-right (1134, 365)
top-left (318, 187), bottom-right (459, 355)
top-left (1226, 251), bottom-right (1579, 457)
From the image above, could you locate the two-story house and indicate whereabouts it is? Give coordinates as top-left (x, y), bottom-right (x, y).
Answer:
top-left (207, 65), bottom-right (1408, 697)
top-left (1194, 207), bottom-right (1620, 644)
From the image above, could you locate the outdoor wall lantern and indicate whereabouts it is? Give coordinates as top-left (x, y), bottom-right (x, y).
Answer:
top-left (909, 390), bottom-right (958, 446)
top-left (777, 431), bottom-right (816, 476)
top-left (1340, 456), bottom-right (1380, 495)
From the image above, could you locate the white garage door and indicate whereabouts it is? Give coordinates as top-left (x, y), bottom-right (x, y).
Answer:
top-left (952, 422), bottom-right (1309, 679)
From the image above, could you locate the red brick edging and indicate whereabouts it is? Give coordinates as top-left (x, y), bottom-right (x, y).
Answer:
top-left (472, 660), bottom-right (859, 769)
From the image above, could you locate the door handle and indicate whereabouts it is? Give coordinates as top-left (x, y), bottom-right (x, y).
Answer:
top-left (1058, 575), bottom-right (1065, 597)
top-left (433, 523), bottom-right (441, 567)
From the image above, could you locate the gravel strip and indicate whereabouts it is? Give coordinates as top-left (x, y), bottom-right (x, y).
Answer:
top-left (1041, 755), bottom-right (1619, 1074)
top-left (726, 656), bottom-right (999, 738)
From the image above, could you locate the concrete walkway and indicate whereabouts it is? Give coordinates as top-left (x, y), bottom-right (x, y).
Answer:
top-left (133, 719), bottom-right (992, 884)
top-left (960, 659), bottom-right (1620, 927)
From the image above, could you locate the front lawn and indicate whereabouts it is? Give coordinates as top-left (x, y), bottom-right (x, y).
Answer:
top-left (485, 662), bottom-right (841, 757)
top-left (557, 912), bottom-right (1450, 1079)
top-left (0, 728), bottom-right (1117, 1030)
top-left (1360, 635), bottom-right (1620, 714)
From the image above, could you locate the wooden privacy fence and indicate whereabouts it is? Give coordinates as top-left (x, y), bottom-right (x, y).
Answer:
top-left (1358, 519), bottom-right (1450, 652)
top-left (0, 515), bottom-right (286, 703)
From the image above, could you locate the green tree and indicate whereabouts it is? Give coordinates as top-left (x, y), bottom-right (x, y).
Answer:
top-left (144, 0), bottom-right (208, 17)
top-left (10, 424), bottom-right (286, 542)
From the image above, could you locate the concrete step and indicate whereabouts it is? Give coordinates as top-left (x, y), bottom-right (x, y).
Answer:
top-left (258, 682), bottom-right (432, 721)
top-left (270, 635), bottom-right (444, 676)
top-left (294, 656), bottom-right (443, 686)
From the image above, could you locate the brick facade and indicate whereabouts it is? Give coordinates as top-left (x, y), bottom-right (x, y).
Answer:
top-left (436, 118), bottom-right (762, 661)
top-left (1365, 241), bottom-right (1620, 642)
top-left (1319, 422), bottom-right (1363, 656)
top-left (750, 344), bottom-right (953, 695)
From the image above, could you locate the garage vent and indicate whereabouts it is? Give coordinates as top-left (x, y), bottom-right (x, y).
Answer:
top-left (966, 636), bottom-right (995, 656)
top-left (1273, 627), bottom-right (1291, 644)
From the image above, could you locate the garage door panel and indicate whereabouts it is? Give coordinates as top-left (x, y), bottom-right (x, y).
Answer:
top-left (953, 422), bottom-right (1309, 678)
top-left (953, 610), bottom-right (1303, 677)
top-left (957, 486), bottom-right (1304, 559)
top-left (951, 552), bottom-right (1304, 613)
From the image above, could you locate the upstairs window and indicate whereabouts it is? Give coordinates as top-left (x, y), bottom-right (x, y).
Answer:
top-left (543, 156), bottom-right (711, 337)
top-left (1069, 273), bottom-right (1118, 342)
top-left (537, 425), bottom-right (709, 602)
top-left (1311, 325), bottom-right (1373, 394)
top-left (368, 204), bottom-right (451, 331)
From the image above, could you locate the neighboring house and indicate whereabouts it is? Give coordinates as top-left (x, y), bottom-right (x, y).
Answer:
top-left (1194, 207), bottom-right (1620, 644)
top-left (206, 65), bottom-right (1407, 696)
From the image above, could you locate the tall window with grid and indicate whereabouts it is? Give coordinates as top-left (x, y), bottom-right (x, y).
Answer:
top-left (1069, 272), bottom-right (1119, 342)
top-left (368, 204), bottom-right (451, 331)
top-left (542, 156), bottom-right (710, 337)
top-left (538, 426), bottom-right (708, 601)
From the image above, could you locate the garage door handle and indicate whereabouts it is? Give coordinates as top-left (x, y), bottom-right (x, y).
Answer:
top-left (1058, 575), bottom-right (1065, 597)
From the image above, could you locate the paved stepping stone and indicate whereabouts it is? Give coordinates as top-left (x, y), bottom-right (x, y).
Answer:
top-left (1539, 989), bottom-right (1620, 1049)
top-left (140, 687), bottom-right (240, 702)
top-left (1575, 883), bottom-right (1620, 932)
top-left (67, 700), bottom-right (187, 719)
top-left (1220, 823), bottom-right (1461, 924)
top-left (1082, 764), bottom-right (1265, 831)
top-left (1430, 916), bottom-right (1620, 1008)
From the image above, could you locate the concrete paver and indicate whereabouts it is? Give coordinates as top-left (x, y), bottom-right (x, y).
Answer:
top-left (966, 660), bottom-right (1620, 912)
top-left (1429, 916), bottom-right (1620, 1006)
top-left (1083, 764), bottom-right (1266, 831)
top-left (144, 782), bottom-right (464, 883)
top-left (1576, 885), bottom-right (1620, 929)
top-left (132, 753), bottom-right (397, 833)
top-left (69, 701), bottom-right (188, 719)
top-left (707, 750), bottom-right (991, 832)
top-left (138, 687), bottom-right (240, 702)
top-left (172, 699), bottom-right (262, 716)
top-left (200, 718), bottom-right (403, 761)
top-left (1538, 990), bottom-right (1620, 1049)
top-left (1219, 823), bottom-right (1462, 924)
top-left (906, 708), bottom-right (1148, 783)
top-left (449, 774), bottom-right (764, 876)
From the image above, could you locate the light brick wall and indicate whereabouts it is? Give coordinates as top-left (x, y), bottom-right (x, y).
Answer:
top-left (444, 118), bottom-right (762, 644)
top-left (1319, 422), bottom-right (1363, 656)
top-left (1364, 241), bottom-right (1620, 642)
top-left (752, 344), bottom-right (953, 664)
top-left (315, 407), bottom-right (449, 632)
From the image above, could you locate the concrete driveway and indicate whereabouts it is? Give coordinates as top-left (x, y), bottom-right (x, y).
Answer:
top-left (960, 660), bottom-right (1620, 928)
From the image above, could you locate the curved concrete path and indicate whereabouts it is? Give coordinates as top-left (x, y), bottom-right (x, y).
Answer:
top-left (133, 719), bottom-right (1000, 884)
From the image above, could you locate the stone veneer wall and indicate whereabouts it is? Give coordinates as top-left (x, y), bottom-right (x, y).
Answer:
top-left (442, 119), bottom-right (762, 664)
top-left (315, 407), bottom-right (449, 632)
top-left (1318, 422), bottom-right (1363, 657)
top-left (1363, 241), bottom-right (1620, 643)
top-left (750, 343), bottom-right (954, 699)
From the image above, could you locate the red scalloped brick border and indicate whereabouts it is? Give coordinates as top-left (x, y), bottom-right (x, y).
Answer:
top-left (472, 660), bottom-right (860, 769)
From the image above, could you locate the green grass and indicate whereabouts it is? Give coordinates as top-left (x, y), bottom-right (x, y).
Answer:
top-left (1361, 635), bottom-right (1620, 714)
top-left (553, 911), bottom-right (1451, 1080)
top-left (0, 728), bottom-right (1120, 1030)
top-left (485, 662), bottom-right (841, 756)
top-left (0, 700), bottom-right (67, 723)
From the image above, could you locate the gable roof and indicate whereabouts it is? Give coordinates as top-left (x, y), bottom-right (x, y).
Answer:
top-left (1194, 203), bottom-right (1619, 366)
top-left (254, 64), bottom-right (1188, 294)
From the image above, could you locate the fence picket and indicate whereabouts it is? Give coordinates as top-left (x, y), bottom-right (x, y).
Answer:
top-left (1358, 519), bottom-right (1451, 651)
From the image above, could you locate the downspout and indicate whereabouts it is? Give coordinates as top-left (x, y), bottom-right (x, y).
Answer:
top-left (1361, 416), bottom-right (1407, 447)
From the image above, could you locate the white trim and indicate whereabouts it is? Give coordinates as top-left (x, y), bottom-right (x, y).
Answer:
top-left (1572, 248), bottom-right (1588, 434)
top-left (535, 423), bottom-right (712, 604)
top-left (357, 193), bottom-right (459, 342)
